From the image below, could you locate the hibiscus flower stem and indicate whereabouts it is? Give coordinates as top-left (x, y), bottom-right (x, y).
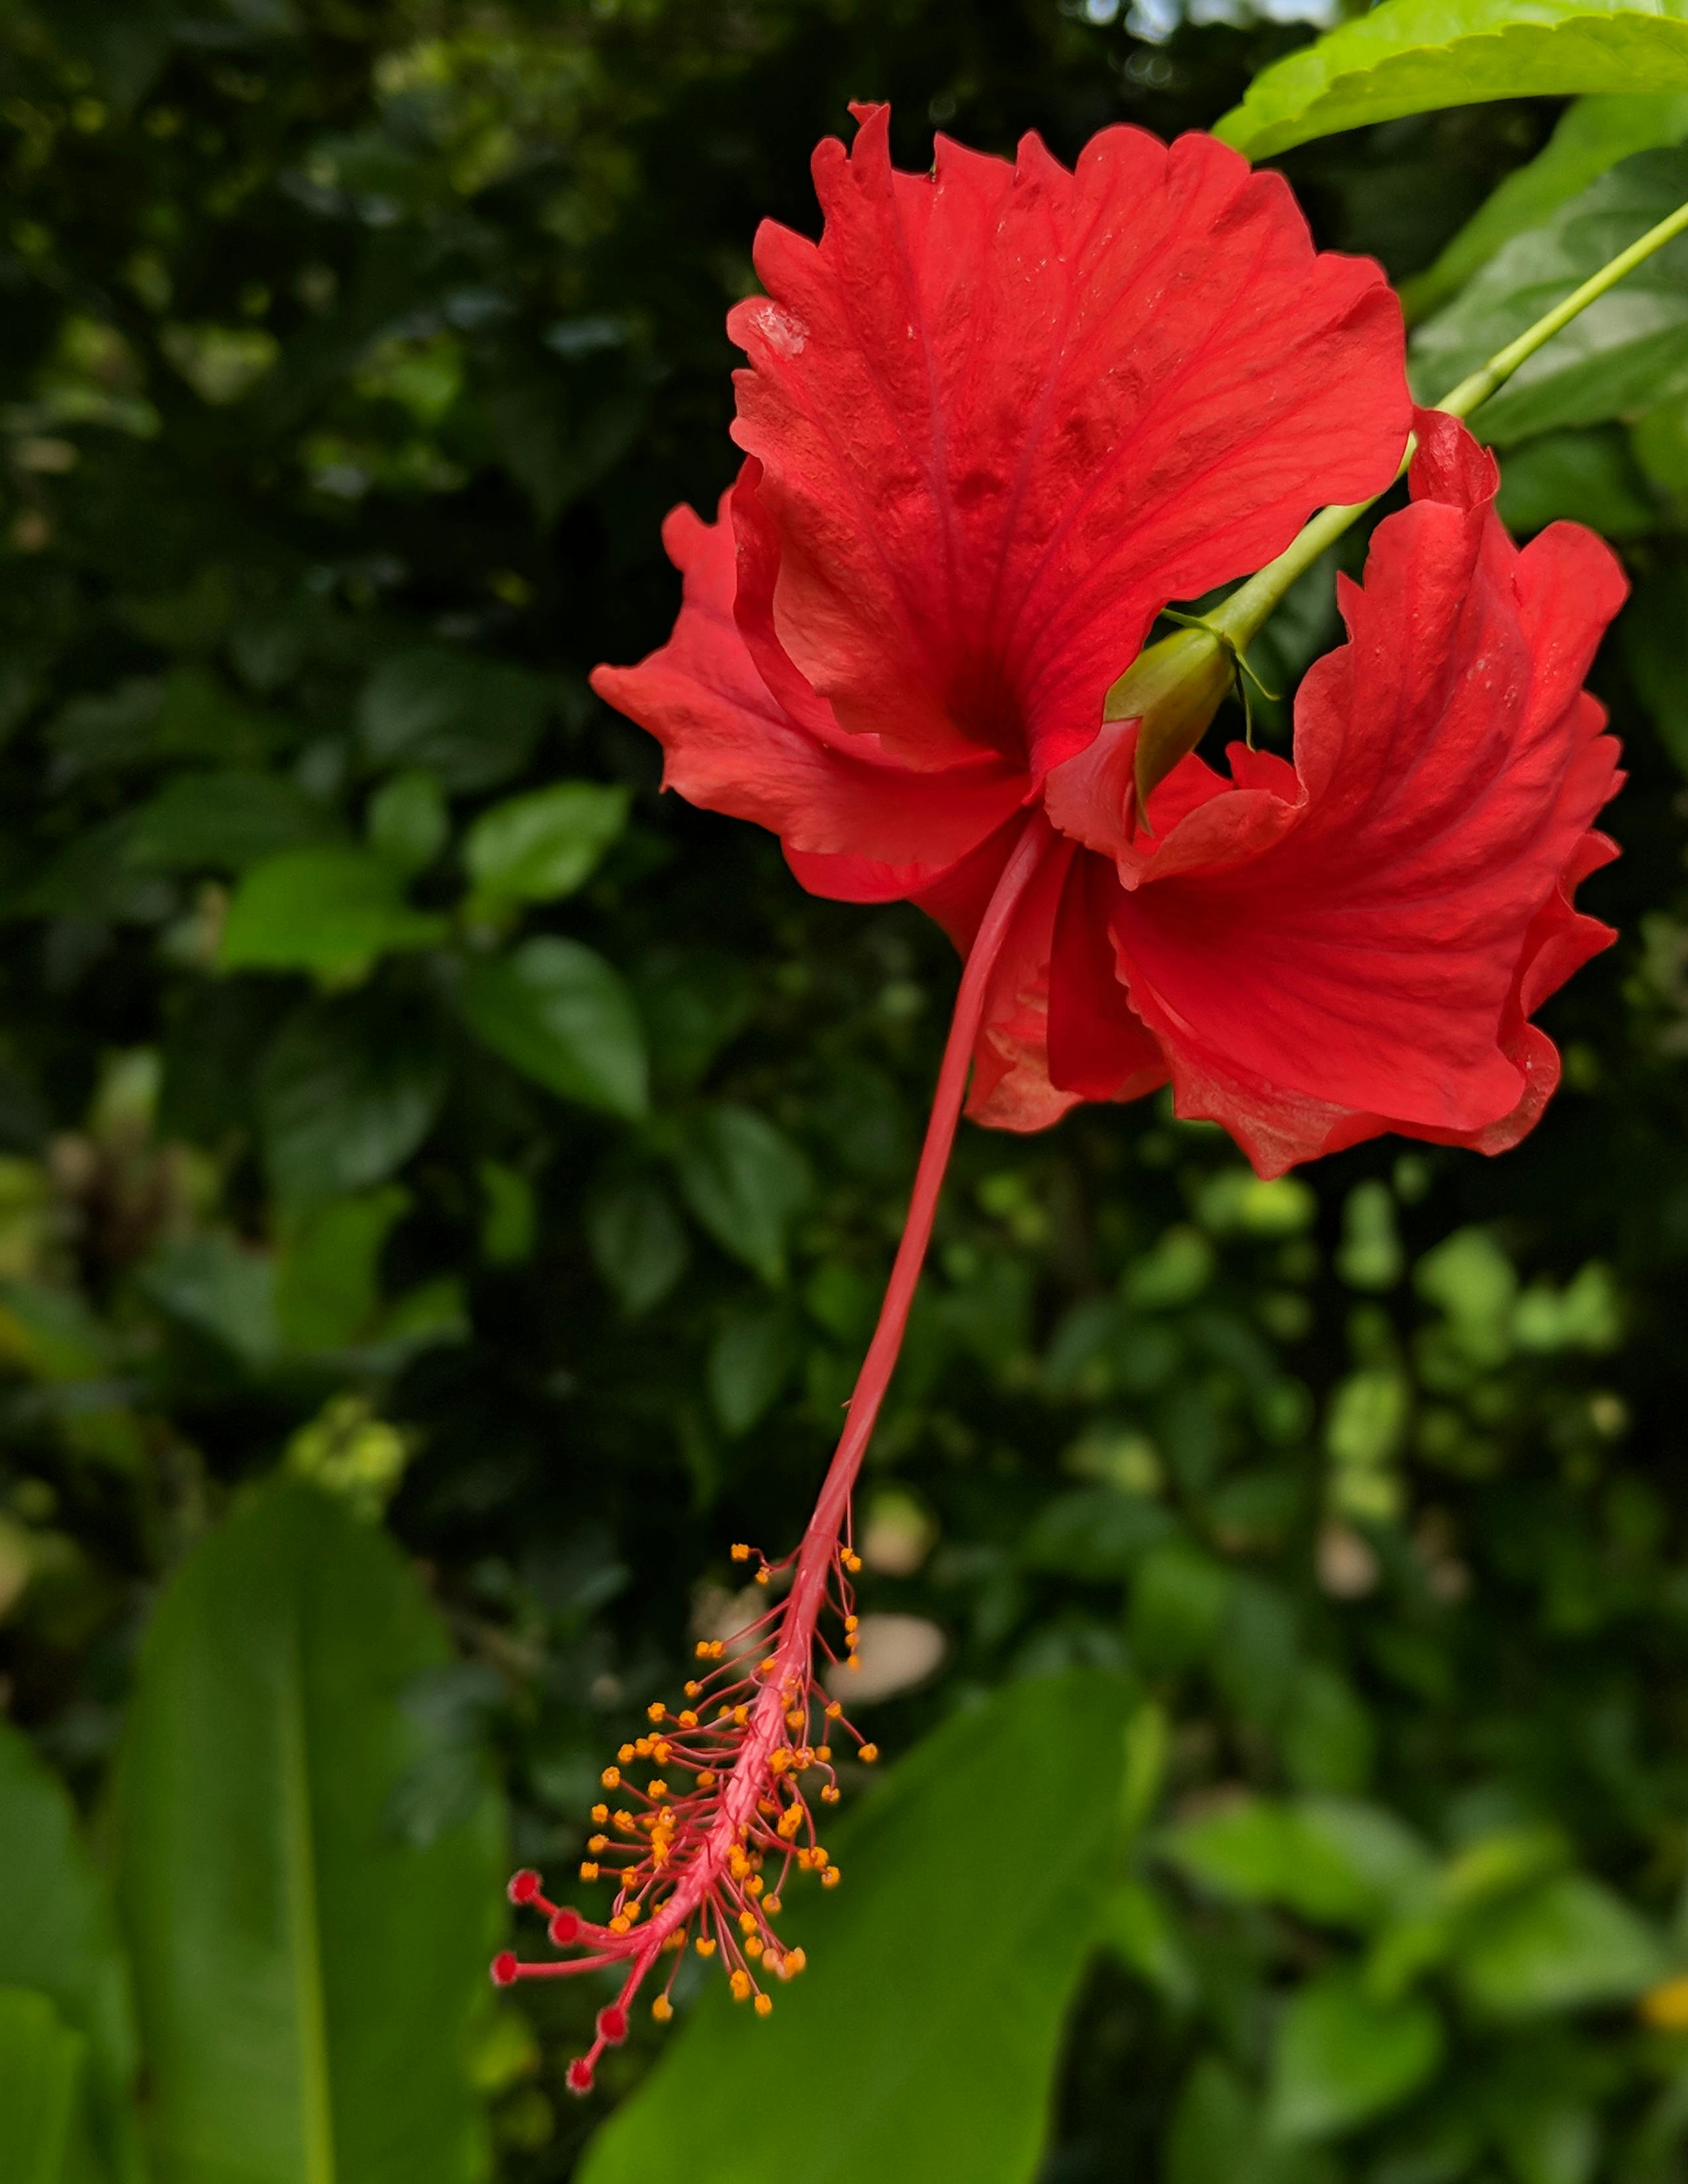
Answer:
top-left (1207, 189), bottom-right (1688, 658)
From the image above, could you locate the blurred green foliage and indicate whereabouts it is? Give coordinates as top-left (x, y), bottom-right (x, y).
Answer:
top-left (3, 1), bottom-right (1688, 2180)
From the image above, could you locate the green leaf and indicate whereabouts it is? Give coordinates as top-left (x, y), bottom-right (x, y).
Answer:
top-left (0, 1989), bottom-right (85, 2184)
top-left (1623, 565), bottom-right (1688, 774)
top-left (140, 1231), bottom-right (279, 1369)
top-left (111, 1477), bottom-right (504, 2184)
top-left (1493, 426), bottom-right (1662, 535)
top-left (459, 936), bottom-right (647, 1118)
top-left (357, 647), bottom-right (553, 792)
top-left (367, 772), bottom-right (449, 875)
top-left (257, 996), bottom-right (447, 1207)
top-left (0, 1721), bottom-right (140, 2182)
top-left (128, 772), bottom-right (342, 873)
top-left (1413, 149), bottom-right (1688, 443)
top-left (672, 1103), bottom-right (812, 1285)
top-left (1162, 1796), bottom-right (1433, 1930)
top-left (1216, 1), bottom-right (1688, 163)
top-left (1402, 93), bottom-right (1688, 322)
top-left (275, 1187), bottom-right (410, 1352)
top-left (1268, 1968), bottom-right (1444, 2143)
top-left (585, 1175), bottom-right (690, 1314)
top-left (220, 846), bottom-right (447, 981)
top-left (1456, 1874), bottom-right (1665, 2015)
top-left (579, 1670), bottom-right (1134, 2184)
top-left (706, 1301), bottom-right (794, 1435)
top-left (463, 781), bottom-right (630, 904)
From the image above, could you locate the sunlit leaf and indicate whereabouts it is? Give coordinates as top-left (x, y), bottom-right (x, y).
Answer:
top-left (220, 845), bottom-right (447, 981)
top-left (463, 781), bottom-right (630, 903)
top-left (1217, 1), bottom-right (1688, 163)
top-left (672, 1103), bottom-right (812, 1285)
top-left (580, 1671), bottom-right (1135, 2184)
top-left (1268, 1969), bottom-right (1444, 2142)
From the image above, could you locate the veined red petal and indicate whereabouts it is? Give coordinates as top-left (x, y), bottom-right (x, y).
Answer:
top-left (1093, 410), bottom-right (1626, 1175)
top-left (729, 103), bottom-right (1409, 782)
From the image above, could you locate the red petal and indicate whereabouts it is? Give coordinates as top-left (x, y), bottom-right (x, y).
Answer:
top-left (1102, 411), bottom-right (1625, 1175)
top-left (587, 478), bottom-right (1021, 874)
top-left (729, 106), bottom-right (1409, 786)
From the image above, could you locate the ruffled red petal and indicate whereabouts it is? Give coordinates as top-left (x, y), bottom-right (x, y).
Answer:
top-left (1076, 411), bottom-right (1625, 1175)
top-left (729, 104), bottom-right (1408, 786)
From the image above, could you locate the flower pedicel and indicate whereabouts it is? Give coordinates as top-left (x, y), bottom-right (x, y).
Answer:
top-left (493, 105), bottom-right (1639, 2087)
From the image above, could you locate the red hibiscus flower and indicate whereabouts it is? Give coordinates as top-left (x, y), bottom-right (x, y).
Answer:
top-left (592, 103), bottom-right (1415, 1153)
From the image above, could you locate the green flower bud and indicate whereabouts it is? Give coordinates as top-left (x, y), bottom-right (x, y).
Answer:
top-left (1102, 624), bottom-right (1235, 819)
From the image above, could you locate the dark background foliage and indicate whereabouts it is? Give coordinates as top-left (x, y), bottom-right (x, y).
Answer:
top-left (3, 3), bottom-right (1688, 2181)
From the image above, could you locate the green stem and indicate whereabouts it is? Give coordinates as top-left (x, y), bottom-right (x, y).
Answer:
top-left (1207, 191), bottom-right (1688, 655)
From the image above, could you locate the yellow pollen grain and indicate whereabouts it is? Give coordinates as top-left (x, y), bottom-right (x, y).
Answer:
top-left (745, 1936), bottom-right (763, 1959)
top-left (822, 1866), bottom-right (841, 1888)
top-left (739, 1910), bottom-right (759, 1934)
top-left (610, 1913), bottom-right (630, 1934)
top-left (825, 1702), bottom-right (842, 1720)
top-left (755, 1993), bottom-right (773, 2017)
top-left (679, 1709), bottom-right (698, 1729)
top-left (784, 1948), bottom-right (806, 1975)
top-left (730, 1970), bottom-right (751, 2001)
top-left (601, 1767), bottom-right (620, 1788)
top-left (648, 1701), bottom-right (667, 1723)
top-left (814, 1746), bottom-right (831, 1762)
top-left (579, 1860), bottom-right (599, 1881)
top-left (590, 1802), bottom-right (609, 1824)
top-left (731, 1543), bottom-right (751, 1561)
top-left (618, 1744), bottom-right (635, 1764)
top-left (763, 1894), bottom-right (782, 1915)
top-left (697, 1769), bottom-right (717, 1789)
top-left (821, 1784), bottom-right (840, 1803)
top-left (684, 1680), bottom-right (702, 1699)
top-left (653, 1995), bottom-right (673, 2022)
top-left (696, 1936), bottom-right (716, 1958)
top-left (588, 1834), bottom-right (608, 1853)
top-left (859, 1743), bottom-right (879, 1764)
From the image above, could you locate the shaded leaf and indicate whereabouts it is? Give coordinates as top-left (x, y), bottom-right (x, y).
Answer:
top-left (459, 937), bottom-right (647, 1118)
top-left (112, 1478), bottom-right (504, 2184)
top-left (358, 647), bottom-right (552, 792)
top-left (1413, 150), bottom-right (1688, 443)
top-left (256, 995), bottom-right (448, 1206)
top-left (673, 1103), bottom-right (811, 1285)
top-left (580, 1671), bottom-right (1134, 2184)
top-left (586, 1175), bottom-right (689, 1314)
top-left (1493, 427), bottom-right (1661, 535)
top-left (0, 1989), bottom-right (85, 2184)
top-left (128, 772), bottom-right (341, 873)
top-left (1162, 1796), bottom-right (1433, 1931)
top-left (1457, 1874), bottom-right (1665, 2016)
top-left (1217, 1), bottom-right (1688, 163)
top-left (706, 1301), bottom-right (794, 1435)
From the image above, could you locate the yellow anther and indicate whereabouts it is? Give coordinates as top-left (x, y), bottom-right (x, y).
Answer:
top-left (847, 1655), bottom-right (861, 1672)
top-left (634, 1737), bottom-right (652, 1758)
top-left (647, 1701), bottom-right (667, 1723)
top-left (822, 1865), bottom-right (841, 1888)
top-left (679, 1709), bottom-right (698, 1729)
top-left (733, 1705), bottom-right (748, 1727)
top-left (610, 1913), bottom-right (630, 1934)
top-left (815, 1746), bottom-right (831, 1762)
top-left (747, 1874), bottom-right (765, 1896)
top-left (821, 1784), bottom-right (841, 1803)
top-left (614, 1810), bottom-right (636, 1832)
top-left (755, 1567), bottom-right (771, 1585)
top-left (588, 1834), bottom-right (608, 1853)
top-left (653, 1995), bottom-right (673, 2023)
top-left (843, 1614), bottom-right (858, 1633)
top-left (759, 1657), bottom-right (776, 1676)
top-left (825, 1702), bottom-right (842, 1720)
top-left (796, 1749), bottom-right (813, 1771)
top-left (785, 1947), bottom-right (807, 1976)
top-left (786, 1707), bottom-right (805, 1730)
top-left (625, 1900), bottom-right (643, 1922)
top-left (590, 1802), bottom-right (609, 1825)
top-left (755, 1992), bottom-right (773, 2017)
top-left (859, 1743), bottom-right (879, 1764)
top-left (580, 1861), bottom-right (600, 1881)
top-left (739, 1910), bottom-right (759, 1934)
top-left (664, 1929), bottom-right (686, 1953)
top-left (653, 1740), bottom-right (671, 1764)
top-left (841, 1549), bottom-right (862, 1573)
top-left (618, 1744), bottom-right (636, 1764)
top-left (745, 1936), bottom-right (763, 1960)
top-left (730, 1970), bottom-right (752, 2002)
top-left (718, 1704), bottom-right (732, 1720)
top-left (777, 1805), bottom-right (804, 1840)
top-left (731, 1543), bottom-right (751, 1561)
top-left (696, 1936), bottom-right (716, 1958)
top-left (769, 1749), bottom-right (790, 1774)
top-left (694, 1641), bottom-right (712, 1659)
top-left (710, 1640), bottom-right (726, 1659)
top-left (764, 1894), bottom-right (782, 1915)
top-left (601, 1767), bottom-right (620, 1788)
top-left (697, 1770), bottom-right (718, 1790)
top-left (647, 1779), bottom-right (669, 1799)
top-left (684, 1680), bottom-right (702, 1699)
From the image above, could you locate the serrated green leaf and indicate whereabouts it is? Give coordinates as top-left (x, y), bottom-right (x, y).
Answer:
top-left (579, 1671), bottom-right (1133, 2184)
top-left (459, 936), bottom-right (647, 1117)
top-left (1217, 1), bottom-right (1688, 164)
top-left (463, 781), bottom-right (630, 903)
top-left (112, 1477), bottom-right (504, 2184)
top-left (220, 845), bottom-right (447, 981)
top-left (1268, 1969), bottom-right (1444, 2143)
top-left (1413, 148), bottom-right (1688, 442)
